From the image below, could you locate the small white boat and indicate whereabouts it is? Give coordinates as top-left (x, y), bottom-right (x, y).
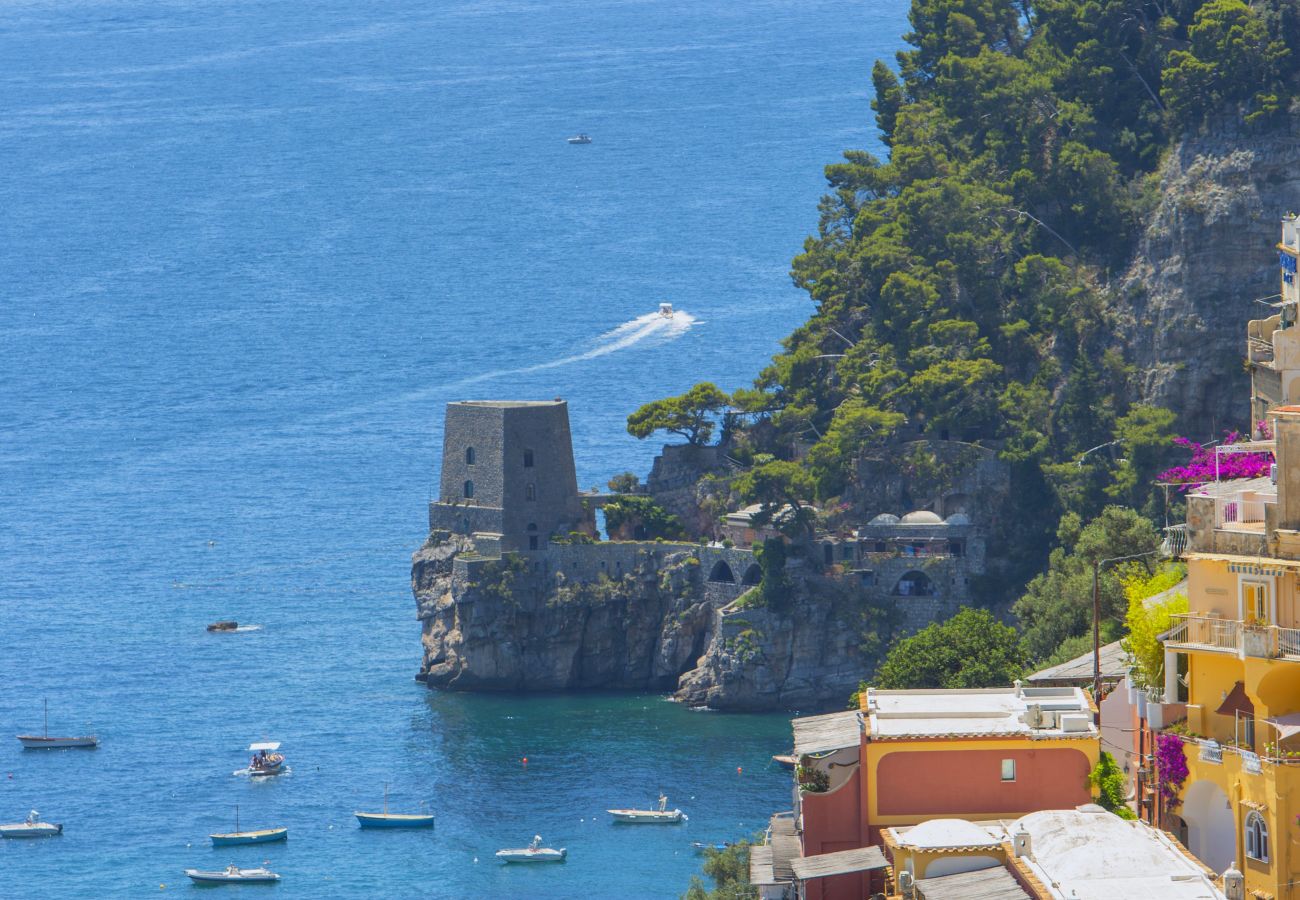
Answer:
top-left (495, 834), bottom-right (566, 863)
top-left (16, 699), bottom-right (97, 750)
top-left (608, 793), bottom-right (686, 824)
top-left (246, 741), bottom-right (286, 777)
top-left (0, 810), bottom-right (62, 838)
top-left (184, 865), bottom-right (281, 884)
top-left (211, 805), bottom-right (287, 846)
top-left (355, 783), bottom-right (435, 829)
top-left (567, 133), bottom-right (592, 144)
top-left (658, 302), bottom-right (674, 318)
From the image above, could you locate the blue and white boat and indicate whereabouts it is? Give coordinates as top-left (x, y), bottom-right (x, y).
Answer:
top-left (355, 783), bottom-right (434, 828)
top-left (210, 806), bottom-right (287, 847)
top-left (185, 865), bottom-right (280, 884)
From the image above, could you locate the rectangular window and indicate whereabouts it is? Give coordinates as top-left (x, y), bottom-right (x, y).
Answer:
top-left (1001, 759), bottom-right (1016, 782)
top-left (524, 449), bottom-right (535, 468)
top-left (1243, 581), bottom-right (1270, 624)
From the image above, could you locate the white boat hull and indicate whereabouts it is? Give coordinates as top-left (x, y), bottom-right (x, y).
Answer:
top-left (608, 809), bottom-right (685, 823)
top-left (0, 822), bottom-right (62, 838)
top-left (17, 735), bottom-right (97, 749)
top-left (495, 848), bottom-right (566, 863)
top-left (185, 868), bottom-right (280, 884)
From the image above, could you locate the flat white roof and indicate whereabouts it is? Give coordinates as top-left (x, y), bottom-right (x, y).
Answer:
top-left (1007, 806), bottom-right (1225, 899)
top-left (864, 687), bottom-right (1095, 740)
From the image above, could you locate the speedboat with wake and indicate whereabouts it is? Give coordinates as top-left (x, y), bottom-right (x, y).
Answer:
top-left (658, 302), bottom-right (674, 318)
top-left (16, 699), bottom-right (97, 749)
top-left (245, 741), bottom-right (286, 777)
top-left (608, 793), bottom-right (685, 824)
top-left (210, 805), bottom-right (287, 846)
top-left (184, 865), bottom-right (281, 884)
top-left (355, 783), bottom-right (434, 828)
top-left (496, 834), bottom-right (566, 863)
top-left (0, 810), bottom-right (62, 838)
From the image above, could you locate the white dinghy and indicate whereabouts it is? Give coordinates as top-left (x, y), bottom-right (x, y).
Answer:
top-left (184, 864), bottom-right (281, 884)
top-left (0, 810), bottom-right (62, 838)
top-left (495, 834), bottom-right (566, 863)
top-left (608, 793), bottom-right (685, 824)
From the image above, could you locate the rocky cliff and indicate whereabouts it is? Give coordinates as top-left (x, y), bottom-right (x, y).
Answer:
top-left (1122, 117), bottom-right (1300, 434)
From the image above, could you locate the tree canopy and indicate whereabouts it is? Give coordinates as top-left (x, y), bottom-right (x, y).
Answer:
top-left (870, 607), bottom-right (1025, 689)
top-left (627, 382), bottom-right (730, 446)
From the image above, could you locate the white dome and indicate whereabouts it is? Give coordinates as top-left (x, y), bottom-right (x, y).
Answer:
top-left (868, 513), bottom-right (900, 526)
top-left (900, 818), bottom-right (998, 849)
top-left (900, 510), bottom-right (943, 524)
top-left (945, 513), bottom-right (971, 525)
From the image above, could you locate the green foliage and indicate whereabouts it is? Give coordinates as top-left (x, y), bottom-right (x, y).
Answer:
top-left (734, 461), bottom-right (816, 538)
top-left (682, 841), bottom-right (757, 900)
top-left (1122, 563), bottom-right (1188, 692)
top-left (628, 382), bottom-right (730, 446)
top-left (607, 471), bottom-right (640, 493)
top-left (1089, 751), bottom-right (1137, 819)
top-left (1013, 507), bottom-right (1160, 662)
top-left (753, 537), bottom-right (793, 611)
top-left (871, 607), bottom-right (1025, 689)
top-left (603, 495), bottom-right (687, 541)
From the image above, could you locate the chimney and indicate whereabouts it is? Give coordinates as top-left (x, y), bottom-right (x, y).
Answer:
top-left (1223, 864), bottom-right (1244, 900)
top-left (1012, 827), bottom-right (1032, 858)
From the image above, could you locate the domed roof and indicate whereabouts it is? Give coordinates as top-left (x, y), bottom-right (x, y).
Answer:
top-left (868, 513), bottom-right (900, 526)
top-left (900, 818), bottom-right (998, 849)
top-left (945, 513), bottom-right (972, 525)
top-left (900, 510), bottom-right (943, 524)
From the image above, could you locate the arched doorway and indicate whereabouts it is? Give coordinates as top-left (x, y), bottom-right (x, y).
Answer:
top-left (893, 571), bottom-right (933, 597)
top-left (1182, 780), bottom-right (1235, 871)
top-left (741, 564), bottom-right (762, 585)
top-left (708, 560), bottom-right (735, 583)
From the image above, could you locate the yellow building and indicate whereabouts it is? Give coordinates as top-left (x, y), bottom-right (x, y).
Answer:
top-left (1160, 403), bottom-right (1300, 899)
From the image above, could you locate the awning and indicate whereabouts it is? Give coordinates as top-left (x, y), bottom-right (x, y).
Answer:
top-left (1216, 682), bottom-right (1255, 718)
top-left (792, 710), bottom-right (861, 756)
top-left (916, 867), bottom-right (1032, 900)
top-left (749, 845), bottom-right (778, 886)
top-left (1267, 711), bottom-right (1300, 741)
top-left (1184, 553), bottom-right (1297, 577)
top-left (789, 845), bottom-right (888, 881)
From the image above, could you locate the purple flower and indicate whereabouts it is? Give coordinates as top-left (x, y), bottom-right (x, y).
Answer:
top-left (1157, 432), bottom-right (1273, 491)
top-left (1155, 733), bottom-right (1189, 809)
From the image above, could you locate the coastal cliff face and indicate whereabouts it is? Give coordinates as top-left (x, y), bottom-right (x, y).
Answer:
top-left (1122, 118), bottom-right (1300, 434)
top-left (413, 534), bottom-right (726, 692)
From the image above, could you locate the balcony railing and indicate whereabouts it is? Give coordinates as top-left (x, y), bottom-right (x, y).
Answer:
top-left (1216, 494), bottom-right (1269, 530)
top-left (1199, 740), bottom-right (1223, 764)
top-left (1167, 615), bottom-right (1240, 652)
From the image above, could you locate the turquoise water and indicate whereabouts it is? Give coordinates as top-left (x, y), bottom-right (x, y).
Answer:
top-left (0, 0), bottom-right (904, 895)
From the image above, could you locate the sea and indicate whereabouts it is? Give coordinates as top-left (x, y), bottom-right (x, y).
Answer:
top-left (0, 0), bottom-right (906, 896)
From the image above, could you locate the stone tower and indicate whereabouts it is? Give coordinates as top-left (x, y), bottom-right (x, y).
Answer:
top-left (429, 400), bottom-right (588, 552)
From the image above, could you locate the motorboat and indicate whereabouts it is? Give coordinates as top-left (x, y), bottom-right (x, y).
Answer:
top-left (495, 835), bottom-right (566, 863)
top-left (772, 754), bottom-right (798, 770)
top-left (0, 810), bottom-right (62, 838)
top-left (207, 620), bottom-right (238, 632)
top-left (355, 783), bottom-right (435, 828)
top-left (608, 793), bottom-right (685, 824)
top-left (211, 805), bottom-right (287, 846)
top-left (567, 134), bottom-right (592, 144)
top-left (246, 741), bottom-right (286, 777)
top-left (658, 302), bottom-right (674, 318)
top-left (692, 841), bottom-right (732, 853)
top-left (16, 700), bottom-right (97, 749)
top-left (184, 865), bottom-right (281, 884)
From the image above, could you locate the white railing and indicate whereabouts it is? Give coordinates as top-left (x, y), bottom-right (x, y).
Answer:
top-left (1170, 615), bottom-right (1240, 652)
top-left (1216, 493), bottom-right (1269, 529)
top-left (1242, 751), bottom-right (1263, 774)
top-left (1280, 627), bottom-right (1300, 657)
top-left (1199, 740), bottom-right (1224, 764)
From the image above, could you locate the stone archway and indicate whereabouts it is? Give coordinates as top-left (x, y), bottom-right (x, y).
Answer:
top-left (708, 560), bottom-right (735, 583)
top-left (1182, 779), bottom-right (1235, 872)
top-left (741, 564), bottom-right (762, 585)
top-left (893, 571), bottom-right (933, 597)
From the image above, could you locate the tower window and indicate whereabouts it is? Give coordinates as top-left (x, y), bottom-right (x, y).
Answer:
top-left (463, 480), bottom-right (474, 499)
top-left (465, 447), bottom-right (475, 465)
top-left (524, 449), bottom-right (534, 468)
top-left (526, 483), bottom-right (536, 501)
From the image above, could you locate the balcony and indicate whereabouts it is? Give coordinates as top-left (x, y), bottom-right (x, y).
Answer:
top-left (1214, 493), bottom-right (1269, 532)
top-left (1166, 615), bottom-right (1300, 660)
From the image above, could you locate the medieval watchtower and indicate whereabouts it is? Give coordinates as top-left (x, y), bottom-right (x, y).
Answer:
top-left (429, 400), bottom-right (588, 552)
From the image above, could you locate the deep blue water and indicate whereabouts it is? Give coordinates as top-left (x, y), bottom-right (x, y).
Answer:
top-left (0, 0), bottom-right (905, 896)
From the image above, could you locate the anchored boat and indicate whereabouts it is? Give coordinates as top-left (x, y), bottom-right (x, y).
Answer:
top-left (184, 865), bottom-right (281, 884)
top-left (567, 133), bottom-right (592, 144)
top-left (0, 810), bottom-right (62, 838)
top-left (210, 805), bottom-right (287, 847)
top-left (608, 793), bottom-right (686, 824)
top-left (355, 783), bottom-right (435, 829)
top-left (495, 835), bottom-right (566, 863)
top-left (16, 699), bottom-right (97, 750)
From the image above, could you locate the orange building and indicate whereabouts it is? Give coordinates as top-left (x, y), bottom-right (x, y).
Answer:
top-left (768, 684), bottom-right (1100, 900)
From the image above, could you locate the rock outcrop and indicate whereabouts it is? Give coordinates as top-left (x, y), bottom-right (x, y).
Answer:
top-left (1121, 117), bottom-right (1300, 435)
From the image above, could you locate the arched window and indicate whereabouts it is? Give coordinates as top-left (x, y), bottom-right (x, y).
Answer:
top-left (523, 449), bottom-right (535, 468)
top-left (463, 480), bottom-right (474, 499)
top-left (526, 483), bottom-right (536, 501)
top-left (1246, 811), bottom-right (1270, 862)
top-left (465, 447), bottom-right (475, 465)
